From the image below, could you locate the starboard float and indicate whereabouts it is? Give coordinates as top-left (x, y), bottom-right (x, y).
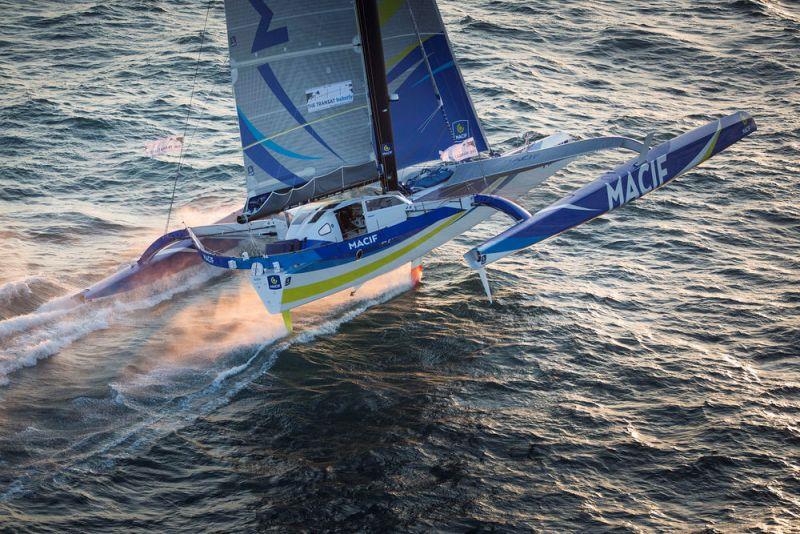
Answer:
top-left (83, 0), bottom-right (756, 331)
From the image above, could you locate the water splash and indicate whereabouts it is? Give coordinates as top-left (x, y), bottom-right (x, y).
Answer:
top-left (0, 264), bottom-right (419, 502)
top-left (0, 264), bottom-right (223, 387)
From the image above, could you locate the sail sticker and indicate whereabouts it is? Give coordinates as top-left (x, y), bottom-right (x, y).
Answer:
top-left (268, 275), bottom-right (282, 290)
top-left (305, 81), bottom-right (354, 113)
top-left (439, 137), bottom-right (478, 162)
top-left (452, 120), bottom-right (469, 141)
top-left (144, 136), bottom-right (183, 157)
top-left (381, 143), bottom-right (393, 156)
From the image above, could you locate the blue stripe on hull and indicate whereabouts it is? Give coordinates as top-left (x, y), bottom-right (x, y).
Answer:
top-left (196, 205), bottom-right (464, 275)
top-left (471, 112), bottom-right (756, 262)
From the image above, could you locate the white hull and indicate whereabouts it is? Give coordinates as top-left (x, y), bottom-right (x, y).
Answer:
top-left (251, 157), bottom-right (574, 314)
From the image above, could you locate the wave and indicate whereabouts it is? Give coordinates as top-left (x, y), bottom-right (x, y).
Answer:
top-left (0, 278), bottom-right (43, 302)
top-left (0, 276), bottom-right (72, 321)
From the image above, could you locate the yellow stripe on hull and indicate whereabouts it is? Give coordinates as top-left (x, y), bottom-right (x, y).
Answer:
top-left (281, 213), bottom-right (465, 306)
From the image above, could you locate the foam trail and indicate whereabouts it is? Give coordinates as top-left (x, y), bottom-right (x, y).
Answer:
top-left (37, 292), bottom-right (85, 313)
top-left (0, 277), bottom-right (42, 303)
top-left (0, 264), bottom-right (420, 501)
top-left (0, 264), bottom-right (223, 387)
top-left (0, 307), bottom-right (78, 339)
top-left (0, 314), bottom-right (111, 385)
top-left (212, 346), bottom-right (269, 387)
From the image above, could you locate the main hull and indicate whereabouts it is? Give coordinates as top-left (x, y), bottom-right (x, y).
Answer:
top-left (240, 158), bottom-right (575, 313)
top-left (254, 209), bottom-right (474, 313)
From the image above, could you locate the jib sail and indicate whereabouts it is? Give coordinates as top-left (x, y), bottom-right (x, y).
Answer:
top-left (379, 0), bottom-right (490, 168)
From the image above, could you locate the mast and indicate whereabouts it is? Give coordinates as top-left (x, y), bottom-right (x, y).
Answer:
top-left (355, 0), bottom-right (399, 192)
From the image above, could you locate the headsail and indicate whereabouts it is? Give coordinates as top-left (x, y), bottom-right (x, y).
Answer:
top-left (379, 0), bottom-right (490, 169)
top-left (223, 0), bottom-right (379, 218)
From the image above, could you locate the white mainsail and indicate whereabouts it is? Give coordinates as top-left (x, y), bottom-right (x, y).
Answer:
top-left (223, 0), bottom-right (379, 217)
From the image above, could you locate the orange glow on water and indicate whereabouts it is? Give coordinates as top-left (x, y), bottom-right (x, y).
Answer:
top-left (124, 262), bottom-right (419, 374)
top-left (411, 265), bottom-right (424, 287)
top-left (143, 279), bottom-right (286, 369)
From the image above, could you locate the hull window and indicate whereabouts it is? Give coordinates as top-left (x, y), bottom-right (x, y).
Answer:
top-left (366, 196), bottom-right (405, 211)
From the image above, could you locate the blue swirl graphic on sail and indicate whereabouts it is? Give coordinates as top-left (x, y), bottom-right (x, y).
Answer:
top-left (237, 108), bottom-right (306, 187)
top-left (411, 61), bottom-right (454, 88)
top-left (384, 33), bottom-right (488, 168)
top-left (257, 64), bottom-right (343, 161)
top-left (238, 110), bottom-right (320, 161)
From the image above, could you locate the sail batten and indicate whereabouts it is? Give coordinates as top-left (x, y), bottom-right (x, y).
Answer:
top-left (232, 43), bottom-right (358, 69)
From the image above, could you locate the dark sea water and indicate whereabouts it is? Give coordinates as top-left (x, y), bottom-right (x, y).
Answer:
top-left (1, 0), bottom-right (799, 531)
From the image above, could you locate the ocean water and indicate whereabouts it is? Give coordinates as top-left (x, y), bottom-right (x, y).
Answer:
top-left (1, 0), bottom-right (799, 531)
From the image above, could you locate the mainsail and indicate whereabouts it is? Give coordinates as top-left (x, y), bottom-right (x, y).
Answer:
top-left (223, 0), bottom-right (379, 218)
top-left (379, 0), bottom-right (490, 168)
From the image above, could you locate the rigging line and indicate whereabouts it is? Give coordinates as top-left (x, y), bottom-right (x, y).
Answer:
top-left (164, 0), bottom-right (213, 234)
top-left (406, 0), bottom-right (455, 143)
top-left (418, 104), bottom-right (441, 133)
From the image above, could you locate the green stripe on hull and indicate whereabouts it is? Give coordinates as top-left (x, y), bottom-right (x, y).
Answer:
top-left (700, 126), bottom-right (721, 164)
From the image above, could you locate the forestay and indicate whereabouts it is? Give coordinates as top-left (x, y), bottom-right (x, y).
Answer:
top-left (223, 0), bottom-right (379, 217)
top-left (379, 0), bottom-right (489, 169)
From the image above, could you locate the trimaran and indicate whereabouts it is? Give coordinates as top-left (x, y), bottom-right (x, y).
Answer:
top-left (82, 0), bottom-right (756, 331)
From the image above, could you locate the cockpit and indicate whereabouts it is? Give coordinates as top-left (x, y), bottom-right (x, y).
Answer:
top-left (285, 194), bottom-right (410, 245)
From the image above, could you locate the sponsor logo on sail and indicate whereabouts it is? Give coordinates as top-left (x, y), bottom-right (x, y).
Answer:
top-left (306, 81), bottom-right (354, 113)
top-left (452, 120), bottom-right (469, 141)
